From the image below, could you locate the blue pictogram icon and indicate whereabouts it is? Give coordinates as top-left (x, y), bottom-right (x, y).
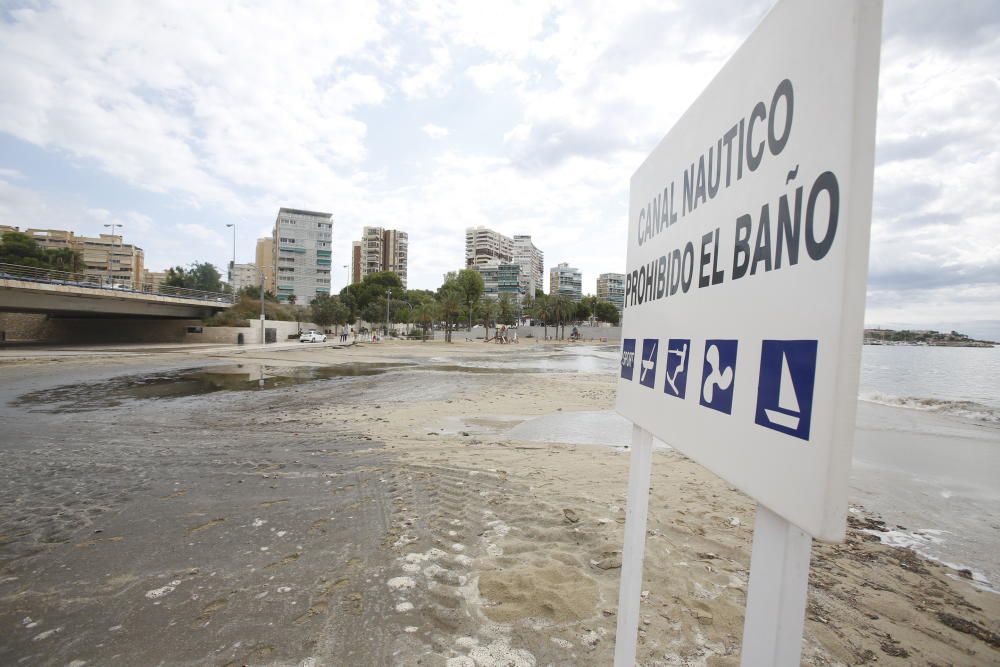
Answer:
top-left (755, 340), bottom-right (818, 441)
top-left (620, 339), bottom-right (636, 380)
top-left (700, 339), bottom-right (738, 414)
top-left (663, 338), bottom-right (690, 399)
top-left (639, 338), bottom-right (658, 388)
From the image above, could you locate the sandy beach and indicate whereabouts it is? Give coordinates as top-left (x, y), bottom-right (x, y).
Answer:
top-left (1, 339), bottom-right (997, 666)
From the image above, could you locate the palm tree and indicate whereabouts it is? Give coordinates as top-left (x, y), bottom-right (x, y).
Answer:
top-left (533, 295), bottom-right (552, 340)
top-left (480, 300), bottom-right (498, 341)
top-left (437, 288), bottom-right (461, 343)
top-left (551, 296), bottom-right (574, 339)
top-left (414, 302), bottom-right (437, 342)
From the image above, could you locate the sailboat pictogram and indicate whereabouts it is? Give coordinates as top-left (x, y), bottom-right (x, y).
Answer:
top-left (764, 352), bottom-right (800, 429)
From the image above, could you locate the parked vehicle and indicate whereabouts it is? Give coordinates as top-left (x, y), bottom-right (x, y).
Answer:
top-left (299, 330), bottom-right (327, 343)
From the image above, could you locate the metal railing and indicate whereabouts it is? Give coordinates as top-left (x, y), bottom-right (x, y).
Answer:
top-left (0, 262), bottom-right (234, 304)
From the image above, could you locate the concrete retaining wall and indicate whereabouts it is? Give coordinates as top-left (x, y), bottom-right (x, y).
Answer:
top-left (183, 319), bottom-right (320, 345)
top-left (496, 324), bottom-right (621, 342)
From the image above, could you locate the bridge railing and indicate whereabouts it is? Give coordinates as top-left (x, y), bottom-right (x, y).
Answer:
top-left (0, 262), bottom-right (234, 304)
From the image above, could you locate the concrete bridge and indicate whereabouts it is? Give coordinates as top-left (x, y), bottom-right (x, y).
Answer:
top-left (0, 263), bottom-right (233, 319)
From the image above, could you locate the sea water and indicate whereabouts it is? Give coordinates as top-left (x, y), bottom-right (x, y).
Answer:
top-left (859, 344), bottom-right (1000, 422)
top-left (505, 343), bottom-right (1000, 588)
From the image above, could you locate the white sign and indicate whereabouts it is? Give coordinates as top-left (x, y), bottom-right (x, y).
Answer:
top-left (615, 0), bottom-right (881, 542)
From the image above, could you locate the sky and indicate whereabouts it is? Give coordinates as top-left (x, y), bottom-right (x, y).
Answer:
top-left (0, 1), bottom-right (998, 337)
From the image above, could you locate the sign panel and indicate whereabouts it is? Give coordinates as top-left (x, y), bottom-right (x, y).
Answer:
top-left (615, 0), bottom-right (881, 541)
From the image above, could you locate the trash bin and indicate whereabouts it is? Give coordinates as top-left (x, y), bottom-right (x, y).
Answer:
top-left (237, 333), bottom-right (245, 345)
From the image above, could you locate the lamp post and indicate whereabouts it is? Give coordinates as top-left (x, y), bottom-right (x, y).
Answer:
top-left (103, 223), bottom-right (121, 288)
top-left (385, 288), bottom-right (392, 337)
top-left (225, 223), bottom-right (236, 291)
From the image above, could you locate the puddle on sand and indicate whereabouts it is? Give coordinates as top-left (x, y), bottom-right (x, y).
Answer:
top-left (507, 410), bottom-right (635, 447)
top-left (13, 362), bottom-right (413, 413)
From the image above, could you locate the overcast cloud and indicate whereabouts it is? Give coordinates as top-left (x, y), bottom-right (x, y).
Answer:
top-left (0, 0), bottom-right (997, 333)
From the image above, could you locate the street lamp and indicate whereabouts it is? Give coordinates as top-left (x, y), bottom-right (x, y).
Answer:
top-left (103, 223), bottom-right (121, 287)
top-left (225, 223), bottom-right (236, 290)
top-left (385, 288), bottom-right (392, 337)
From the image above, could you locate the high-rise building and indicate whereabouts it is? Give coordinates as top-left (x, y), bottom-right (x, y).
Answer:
top-left (597, 273), bottom-right (625, 312)
top-left (474, 262), bottom-right (523, 302)
top-left (231, 263), bottom-right (259, 293)
top-left (351, 241), bottom-right (362, 284)
top-left (465, 226), bottom-right (513, 268)
top-left (550, 262), bottom-right (583, 302)
top-left (352, 226), bottom-right (408, 287)
top-left (383, 228), bottom-right (408, 287)
top-left (255, 237), bottom-right (275, 294)
top-left (512, 235), bottom-right (544, 296)
top-left (23, 228), bottom-right (144, 286)
top-left (272, 208), bottom-right (333, 305)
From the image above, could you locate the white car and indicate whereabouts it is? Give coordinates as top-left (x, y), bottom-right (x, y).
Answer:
top-left (299, 330), bottom-right (327, 343)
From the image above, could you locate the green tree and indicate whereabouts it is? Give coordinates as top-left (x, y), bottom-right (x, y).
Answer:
top-left (576, 295), bottom-right (599, 323)
top-left (310, 294), bottom-right (350, 328)
top-left (361, 299), bottom-right (384, 328)
top-left (479, 299), bottom-right (498, 340)
top-left (0, 231), bottom-right (83, 272)
top-left (454, 268), bottom-right (484, 331)
top-left (236, 285), bottom-right (277, 301)
top-left (413, 302), bottom-right (438, 341)
top-left (338, 272), bottom-right (404, 328)
top-left (551, 296), bottom-right (575, 339)
top-left (532, 294), bottom-right (552, 339)
top-left (164, 261), bottom-right (224, 292)
top-left (436, 279), bottom-right (462, 343)
top-left (497, 293), bottom-right (515, 325)
top-left (594, 300), bottom-right (620, 325)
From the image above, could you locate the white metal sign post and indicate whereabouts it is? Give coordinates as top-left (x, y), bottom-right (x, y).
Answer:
top-left (612, 0), bottom-right (882, 665)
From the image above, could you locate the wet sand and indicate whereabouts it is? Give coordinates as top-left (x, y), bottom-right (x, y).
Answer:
top-left (1, 340), bottom-right (997, 666)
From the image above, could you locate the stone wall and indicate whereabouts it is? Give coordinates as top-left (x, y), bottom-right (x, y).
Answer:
top-left (0, 313), bottom-right (198, 343)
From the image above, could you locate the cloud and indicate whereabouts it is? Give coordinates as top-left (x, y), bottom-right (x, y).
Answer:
top-left (175, 223), bottom-right (226, 248)
top-left (0, 0), bottom-right (997, 326)
top-left (421, 123), bottom-right (450, 139)
top-left (399, 46), bottom-right (452, 99)
top-left (465, 62), bottom-right (529, 91)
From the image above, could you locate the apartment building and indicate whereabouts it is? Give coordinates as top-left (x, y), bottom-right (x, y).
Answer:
top-left (465, 226), bottom-right (513, 268)
top-left (231, 262), bottom-right (259, 293)
top-left (21, 228), bottom-right (144, 286)
top-left (351, 226), bottom-right (409, 287)
top-left (474, 262), bottom-right (523, 302)
top-left (597, 272), bottom-right (625, 312)
top-left (272, 208), bottom-right (333, 305)
top-left (255, 237), bottom-right (275, 294)
top-left (142, 270), bottom-right (167, 291)
top-left (549, 262), bottom-right (583, 302)
top-left (512, 235), bottom-right (544, 296)
top-left (351, 242), bottom-right (362, 284)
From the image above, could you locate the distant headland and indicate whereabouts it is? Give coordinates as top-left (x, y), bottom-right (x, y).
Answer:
top-left (864, 328), bottom-right (995, 348)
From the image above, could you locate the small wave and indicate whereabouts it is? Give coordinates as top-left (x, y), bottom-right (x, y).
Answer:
top-left (863, 528), bottom-right (996, 593)
top-left (860, 392), bottom-right (1000, 424)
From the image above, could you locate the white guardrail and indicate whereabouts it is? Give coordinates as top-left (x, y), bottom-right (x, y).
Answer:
top-left (0, 262), bottom-right (235, 304)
